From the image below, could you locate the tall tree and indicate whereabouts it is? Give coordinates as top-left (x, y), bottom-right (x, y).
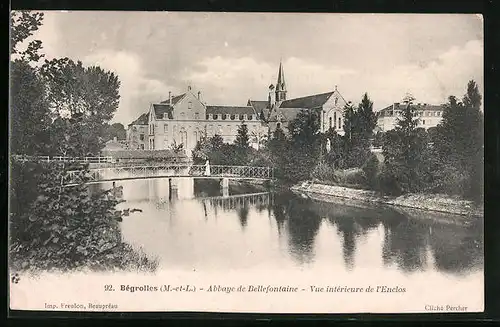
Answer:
top-left (432, 80), bottom-right (484, 200)
top-left (381, 95), bottom-right (432, 194)
top-left (105, 123), bottom-right (127, 141)
top-left (234, 122), bottom-right (250, 149)
top-left (10, 61), bottom-right (51, 155)
top-left (40, 58), bottom-right (121, 156)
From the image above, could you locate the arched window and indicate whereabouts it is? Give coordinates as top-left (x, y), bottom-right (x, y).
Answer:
top-left (239, 114), bottom-right (244, 120)
top-left (338, 117), bottom-right (341, 129)
top-left (334, 112), bottom-right (337, 128)
top-left (230, 114), bottom-right (235, 120)
top-left (329, 117), bottom-right (332, 129)
top-left (222, 114), bottom-right (227, 120)
top-left (213, 114), bottom-right (218, 120)
top-left (277, 122), bottom-right (281, 129)
top-left (248, 115), bottom-right (253, 120)
top-left (180, 128), bottom-right (187, 146)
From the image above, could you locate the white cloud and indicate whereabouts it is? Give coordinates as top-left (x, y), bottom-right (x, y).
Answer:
top-left (187, 56), bottom-right (357, 105)
top-left (82, 50), bottom-right (177, 124)
top-left (364, 39), bottom-right (484, 109)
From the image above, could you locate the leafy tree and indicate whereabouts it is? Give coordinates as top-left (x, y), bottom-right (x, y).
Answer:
top-left (432, 80), bottom-right (484, 201)
top-left (10, 60), bottom-right (52, 155)
top-left (104, 123), bottom-right (127, 141)
top-left (342, 93), bottom-right (377, 168)
top-left (10, 11), bottom-right (45, 62)
top-left (40, 58), bottom-right (121, 156)
top-left (381, 95), bottom-right (432, 194)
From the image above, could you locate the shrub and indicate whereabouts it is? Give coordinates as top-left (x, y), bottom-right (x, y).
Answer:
top-left (362, 154), bottom-right (380, 189)
top-left (377, 169), bottom-right (402, 196)
top-left (311, 161), bottom-right (336, 182)
top-left (9, 159), bottom-right (158, 274)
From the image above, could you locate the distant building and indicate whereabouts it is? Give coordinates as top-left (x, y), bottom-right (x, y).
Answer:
top-left (128, 60), bottom-right (350, 156)
top-left (248, 61), bottom-right (349, 136)
top-left (102, 137), bottom-right (127, 152)
top-left (376, 102), bottom-right (445, 132)
top-left (127, 113), bottom-right (148, 150)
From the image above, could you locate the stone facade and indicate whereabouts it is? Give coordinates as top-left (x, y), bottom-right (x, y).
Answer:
top-left (126, 113), bottom-right (148, 150)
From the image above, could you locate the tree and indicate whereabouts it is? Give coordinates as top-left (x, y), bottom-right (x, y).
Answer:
top-left (105, 123), bottom-right (127, 141)
top-left (10, 60), bottom-right (52, 155)
top-left (432, 80), bottom-right (484, 200)
top-left (381, 95), bottom-right (432, 194)
top-left (235, 122), bottom-right (250, 149)
top-left (341, 94), bottom-right (376, 168)
top-left (40, 58), bottom-right (121, 156)
top-left (10, 11), bottom-right (45, 63)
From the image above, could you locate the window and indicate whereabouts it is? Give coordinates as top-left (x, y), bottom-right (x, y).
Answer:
top-left (243, 114), bottom-right (247, 120)
top-left (140, 134), bottom-right (145, 141)
top-left (206, 114), bottom-right (210, 120)
top-left (422, 120), bottom-right (426, 125)
top-left (213, 114), bottom-right (218, 120)
top-left (277, 122), bottom-right (281, 129)
top-left (188, 101), bottom-right (192, 109)
top-left (195, 113), bottom-right (199, 120)
top-left (164, 124), bottom-right (168, 133)
top-left (140, 144), bottom-right (145, 150)
top-left (329, 117), bottom-right (332, 129)
top-left (334, 112), bottom-right (337, 128)
top-left (335, 97), bottom-right (338, 105)
top-left (437, 111), bottom-right (441, 116)
top-left (230, 114), bottom-right (235, 120)
top-left (239, 114), bottom-right (244, 120)
top-left (222, 114), bottom-right (227, 120)
top-left (248, 114), bottom-right (253, 120)
top-left (163, 113), bottom-right (169, 119)
top-left (338, 117), bottom-right (341, 129)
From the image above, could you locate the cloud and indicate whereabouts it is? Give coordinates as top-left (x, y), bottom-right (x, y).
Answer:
top-left (363, 39), bottom-right (483, 109)
top-left (82, 50), bottom-right (177, 124)
top-left (187, 56), bottom-right (357, 106)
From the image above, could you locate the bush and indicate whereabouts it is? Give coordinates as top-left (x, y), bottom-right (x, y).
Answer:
top-left (377, 169), bottom-right (402, 196)
top-left (9, 159), bottom-right (158, 273)
top-left (362, 154), bottom-right (380, 189)
top-left (311, 161), bottom-right (336, 182)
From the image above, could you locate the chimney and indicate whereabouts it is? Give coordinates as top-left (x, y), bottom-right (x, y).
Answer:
top-left (169, 91), bottom-right (172, 105)
top-left (197, 91), bottom-right (201, 100)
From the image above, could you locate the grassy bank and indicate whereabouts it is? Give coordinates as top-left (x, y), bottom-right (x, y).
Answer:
top-left (291, 181), bottom-right (483, 218)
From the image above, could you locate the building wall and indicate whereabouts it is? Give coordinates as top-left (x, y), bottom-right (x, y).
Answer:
top-left (321, 91), bottom-right (346, 135)
top-left (127, 124), bottom-right (147, 150)
top-left (376, 105), bottom-right (444, 132)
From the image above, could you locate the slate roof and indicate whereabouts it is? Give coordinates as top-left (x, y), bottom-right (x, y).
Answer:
top-left (129, 113), bottom-right (149, 126)
top-left (152, 104), bottom-right (174, 119)
top-left (279, 91), bottom-right (334, 109)
top-left (247, 100), bottom-right (269, 113)
top-left (159, 93), bottom-right (186, 106)
top-left (206, 105), bottom-right (257, 116)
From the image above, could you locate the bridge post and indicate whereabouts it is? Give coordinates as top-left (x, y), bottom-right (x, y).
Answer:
top-left (169, 178), bottom-right (178, 190)
top-left (221, 178), bottom-right (229, 197)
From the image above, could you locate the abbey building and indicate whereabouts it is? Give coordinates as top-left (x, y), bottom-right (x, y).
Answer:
top-left (127, 61), bottom-right (349, 155)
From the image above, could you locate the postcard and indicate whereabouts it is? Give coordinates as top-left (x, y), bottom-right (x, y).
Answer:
top-left (9, 11), bottom-right (484, 314)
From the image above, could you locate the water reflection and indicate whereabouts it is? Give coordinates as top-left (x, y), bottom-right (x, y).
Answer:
top-left (93, 175), bottom-right (483, 277)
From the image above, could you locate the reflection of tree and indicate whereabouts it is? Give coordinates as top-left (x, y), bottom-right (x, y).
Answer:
top-left (381, 211), bottom-right (430, 273)
top-left (283, 195), bottom-right (322, 265)
top-left (237, 204), bottom-right (249, 230)
top-left (271, 193), bottom-right (287, 236)
top-left (332, 218), bottom-right (361, 271)
top-left (429, 220), bottom-right (483, 275)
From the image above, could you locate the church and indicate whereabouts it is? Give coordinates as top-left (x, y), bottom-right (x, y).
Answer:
top-left (126, 61), bottom-right (349, 155)
top-left (247, 61), bottom-right (349, 136)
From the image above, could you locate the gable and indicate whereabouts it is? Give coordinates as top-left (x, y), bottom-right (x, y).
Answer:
top-left (279, 92), bottom-right (334, 109)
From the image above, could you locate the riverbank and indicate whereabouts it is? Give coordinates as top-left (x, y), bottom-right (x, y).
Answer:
top-left (291, 181), bottom-right (484, 219)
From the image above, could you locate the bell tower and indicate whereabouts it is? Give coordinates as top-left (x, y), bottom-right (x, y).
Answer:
top-left (275, 60), bottom-right (287, 105)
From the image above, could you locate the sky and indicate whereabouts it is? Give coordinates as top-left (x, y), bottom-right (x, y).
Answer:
top-left (24, 11), bottom-right (483, 124)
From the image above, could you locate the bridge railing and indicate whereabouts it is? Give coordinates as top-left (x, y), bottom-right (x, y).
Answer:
top-left (12, 155), bottom-right (114, 164)
top-left (64, 164), bottom-right (273, 185)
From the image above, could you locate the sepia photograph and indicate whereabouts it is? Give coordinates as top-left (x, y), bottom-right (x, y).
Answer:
top-left (9, 11), bottom-right (484, 314)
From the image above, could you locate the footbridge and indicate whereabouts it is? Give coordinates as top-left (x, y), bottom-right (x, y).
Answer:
top-left (64, 164), bottom-right (274, 186)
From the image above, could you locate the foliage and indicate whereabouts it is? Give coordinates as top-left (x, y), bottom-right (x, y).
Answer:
top-left (381, 97), bottom-right (433, 194)
top-left (104, 123), bottom-right (127, 141)
top-left (40, 57), bottom-right (121, 156)
top-left (372, 131), bottom-right (385, 148)
top-left (10, 11), bottom-right (45, 62)
top-left (9, 159), bottom-right (158, 273)
top-left (362, 154), bottom-right (380, 189)
top-left (10, 60), bottom-right (52, 155)
top-left (342, 93), bottom-right (376, 168)
top-left (431, 80), bottom-right (484, 201)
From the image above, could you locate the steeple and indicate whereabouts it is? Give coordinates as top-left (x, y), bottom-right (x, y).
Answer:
top-left (275, 60), bottom-right (287, 103)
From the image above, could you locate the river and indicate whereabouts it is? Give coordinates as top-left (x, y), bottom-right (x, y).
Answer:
top-left (92, 176), bottom-right (483, 279)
